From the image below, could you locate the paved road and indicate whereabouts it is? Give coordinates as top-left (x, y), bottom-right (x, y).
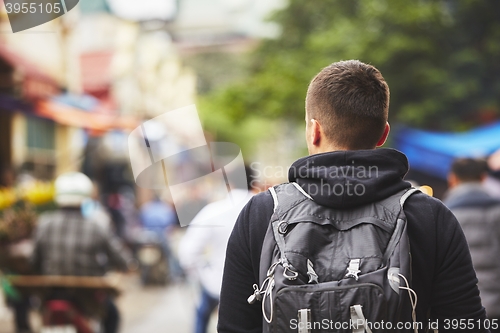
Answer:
top-left (0, 275), bottom-right (218, 333)
top-left (119, 277), bottom-right (218, 333)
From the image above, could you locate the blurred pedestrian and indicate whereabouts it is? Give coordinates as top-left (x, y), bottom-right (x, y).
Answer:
top-left (1, 164), bottom-right (31, 333)
top-left (484, 149), bottom-right (500, 199)
top-left (178, 166), bottom-right (258, 333)
top-left (444, 158), bottom-right (500, 330)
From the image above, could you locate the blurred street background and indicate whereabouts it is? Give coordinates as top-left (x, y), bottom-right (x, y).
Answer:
top-left (0, 0), bottom-right (499, 332)
top-left (1, 276), bottom-right (214, 333)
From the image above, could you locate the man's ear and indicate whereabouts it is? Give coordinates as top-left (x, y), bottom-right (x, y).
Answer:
top-left (448, 173), bottom-right (458, 188)
top-left (376, 122), bottom-right (390, 147)
top-left (311, 119), bottom-right (321, 146)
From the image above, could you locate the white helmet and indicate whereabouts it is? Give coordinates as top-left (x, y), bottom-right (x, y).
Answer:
top-left (54, 172), bottom-right (93, 207)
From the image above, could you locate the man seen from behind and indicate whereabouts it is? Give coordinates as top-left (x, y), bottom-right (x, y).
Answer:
top-left (218, 60), bottom-right (488, 332)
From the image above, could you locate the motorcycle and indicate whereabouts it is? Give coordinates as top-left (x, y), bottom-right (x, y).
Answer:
top-left (8, 275), bottom-right (120, 333)
top-left (133, 229), bottom-right (169, 286)
top-left (41, 298), bottom-right (95, 333)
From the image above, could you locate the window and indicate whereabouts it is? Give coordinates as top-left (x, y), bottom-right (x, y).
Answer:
top-left (24, 116), bottom-right (56, 179)
top-left (26, 116), bottom-right (55, 150)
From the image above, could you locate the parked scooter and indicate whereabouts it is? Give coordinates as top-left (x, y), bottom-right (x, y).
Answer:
top-left (134, 230), bottom-right (169, 286)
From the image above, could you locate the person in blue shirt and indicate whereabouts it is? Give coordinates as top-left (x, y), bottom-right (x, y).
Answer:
top-left (139, 194), bottom-right (183, 281)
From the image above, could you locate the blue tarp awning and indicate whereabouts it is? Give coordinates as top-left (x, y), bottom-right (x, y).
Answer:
top-left (394, 122), bottom-right (500, 179)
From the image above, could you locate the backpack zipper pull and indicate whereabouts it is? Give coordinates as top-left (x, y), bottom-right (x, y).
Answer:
top-left (283, 262), bottom-right (299, 280)
top-left (307, 259), bottom-right (318, 284)
top-left (345, 258), bottom-right (361, 281)
top-left (247, 260), bottom-right (280, 304)
top-left (247, 284), bottom-right (262, 304)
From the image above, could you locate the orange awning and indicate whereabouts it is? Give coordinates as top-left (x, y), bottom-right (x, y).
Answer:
top-left (35, 99), bottom-right (138, 132)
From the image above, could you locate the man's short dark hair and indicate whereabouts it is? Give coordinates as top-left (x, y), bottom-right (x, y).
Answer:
top-left (306, 60), bottom-right (389, 150)
top-left (450, 158), bottom-right (488, 182)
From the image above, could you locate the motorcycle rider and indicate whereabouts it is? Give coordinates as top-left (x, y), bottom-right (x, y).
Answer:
top-left (32, 172), bottom-right (131, 333)
top-left (139, 193), bottom-right (183, 283)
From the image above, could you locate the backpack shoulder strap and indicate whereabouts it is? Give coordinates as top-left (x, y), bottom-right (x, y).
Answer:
top-left (400, 187), bottom-right (419, 207)
top-left (255, 183), bottom-right (313, 303)
top-left (267, 183), bottom-right (312, 279)
top-left (268, 182), bottom-right (312, 217)
top-left (268, 186), bottom-right (279, 211)
top-left (383, 187), bottom-right (420, 263)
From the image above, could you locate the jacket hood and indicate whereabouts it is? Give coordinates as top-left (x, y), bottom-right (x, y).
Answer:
top-left (288, 148), bottom-right (411, 209)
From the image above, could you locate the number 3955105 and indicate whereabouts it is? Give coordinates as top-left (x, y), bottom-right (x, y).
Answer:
top-left (5, 2), bottom-right (62, 14)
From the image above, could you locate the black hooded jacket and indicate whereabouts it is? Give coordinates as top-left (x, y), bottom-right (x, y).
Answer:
top-left (218, 148), bottom-right (487, 332)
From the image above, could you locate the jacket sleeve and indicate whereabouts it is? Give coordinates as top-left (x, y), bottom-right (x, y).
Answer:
top-left (218, 195), bottom-right (272, 333)
top-left (31, 222), bottom-right (44, 274)
top-left (31, 214), bottom-right (50, 274)
top-left (99, 228), bottom-right (130, 272)
top-left (429, 199), bottom-right (488, 332)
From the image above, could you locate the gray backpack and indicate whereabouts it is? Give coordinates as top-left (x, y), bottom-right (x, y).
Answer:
top-left (248, 183), bottom-right (419, 333)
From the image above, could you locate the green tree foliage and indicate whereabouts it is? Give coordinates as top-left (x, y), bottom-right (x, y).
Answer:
top-left (201, 0), bottom-right (500, 131)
